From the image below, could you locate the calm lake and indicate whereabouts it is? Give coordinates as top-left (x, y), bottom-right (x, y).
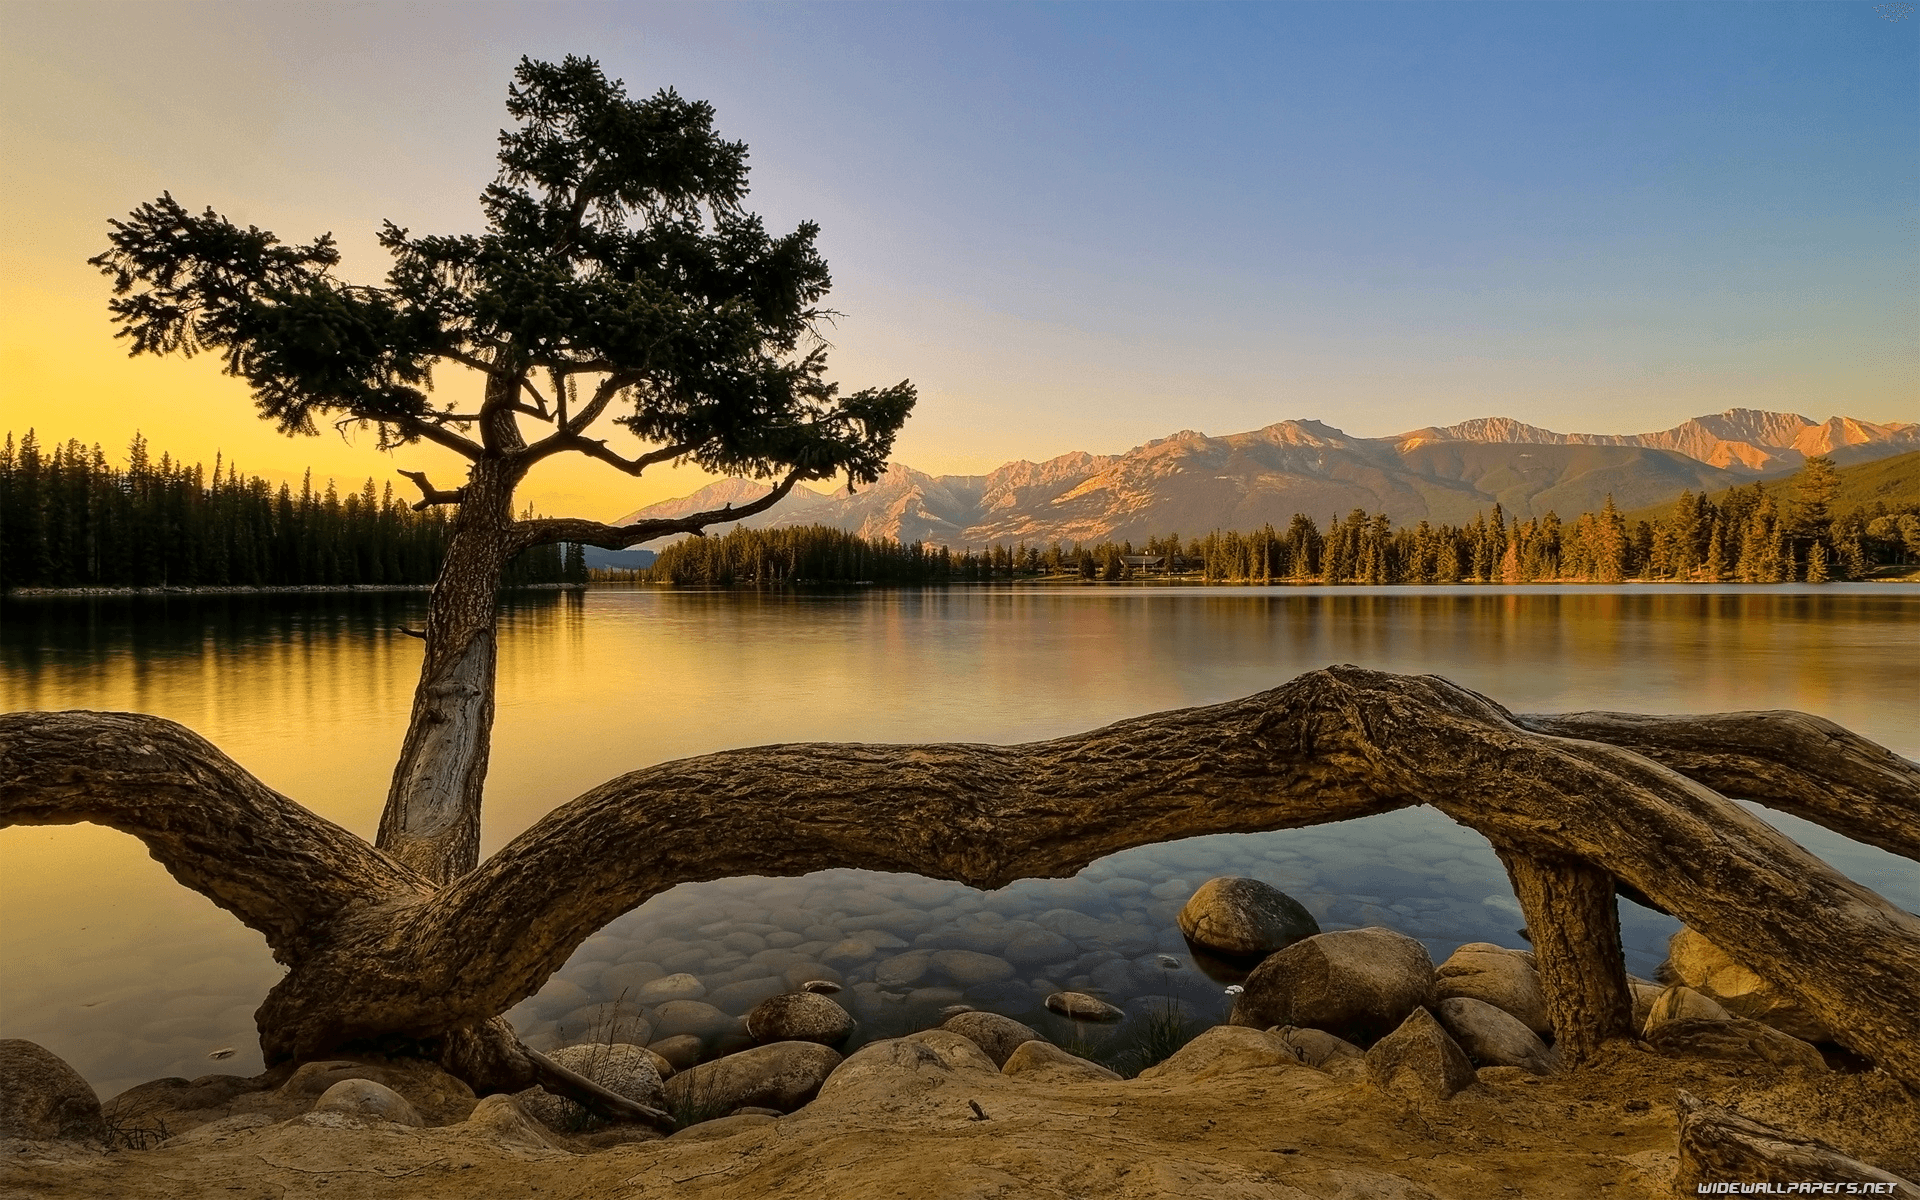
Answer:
top-left (3, 583), bottom-right (1916, 1096)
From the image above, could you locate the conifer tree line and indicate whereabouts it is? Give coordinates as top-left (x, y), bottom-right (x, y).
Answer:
top-left (640, 456), bottom-right (1919, 587)
top-left (1, 430), bottom-right (588, 590)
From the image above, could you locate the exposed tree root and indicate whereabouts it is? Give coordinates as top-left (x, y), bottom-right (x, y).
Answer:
top-left (6, 666), bottom-right (1917, 1095)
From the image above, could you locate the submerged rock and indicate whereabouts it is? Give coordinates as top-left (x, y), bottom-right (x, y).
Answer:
top-left (1044, 992), bottom-right (1124, 1023)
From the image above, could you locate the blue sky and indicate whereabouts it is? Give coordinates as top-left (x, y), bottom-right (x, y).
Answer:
top-left (2, 1), bottom-right (1913, 514)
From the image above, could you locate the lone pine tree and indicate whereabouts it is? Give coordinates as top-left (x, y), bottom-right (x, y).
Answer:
top-left (88, 55), bottom-right (915, 886)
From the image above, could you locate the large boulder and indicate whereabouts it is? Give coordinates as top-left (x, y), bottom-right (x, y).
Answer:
top-left (0, 1040), bottom-right (103, 1142)
top-left (1433, 997), bottom-right (1556, 1076)
top-left (1661, 928), bottom-right (1833, 1043)
top-left (1432, 943), bottom-right (1550, 1036)
top-left (663, 1041), bottom-right (842, 1116)
top-left (1176, 877), bottom-right (1321, 960)
top-left (515, 1043), bottom-right (665, 1130)
top-left (940, 1011), bottom-right (1043, 1068)
top-left (745, 992), bottom-right (855, 1047)
top-left (1230, 927), bottom-right (1434, 1046)
top-left (1365, 1007), bottom-right (1476, 1101)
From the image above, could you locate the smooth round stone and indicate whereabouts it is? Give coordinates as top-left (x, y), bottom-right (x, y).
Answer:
top-left (1100, 877), bottom-right (1151, 897)
top-left (1002, 929), bottom-right (1077, 966)
top-left (784, 963), bottom-right (843, 990)
top-left (746, 992), bottom-right (855, 1047)
top-left (1045, 992), bottom-right (1125, 1023)
top-left (843, 930), bottom-right (910, 952)
top-left (1177, 877), bottom-right (1321, 960)
top-left (1231, 928), bottom-right (1434, 1046)
top-left (557, 1001), bottom-right (653, 1046)
top-left (748, 948), bottom-right (815, 972)
top-left (930, 950), bottom-right (1016, 987)
top-left (803, 924), bottom-right (844, 943)
top-left (705, 976), bottom-right (791, 1017)
top-left (874, 952), bottom-right (933, 988)
top-left (313, 1078), bottom-right (424, 1127)
top-left (646, 1034), bottom-right (704, 1073)
top-left (764, 932), bottom-right (805, 950)
top-left (635, 973), bottom-right (707, 1004)
top-left (659, 950), bottom-right (710, 974)
top-left (962, 980), bottom-right (1035, 1006)
top-left (820, 939), bottom-right (879, 969)
top-left (863, 909), bottom-right (939, 936)
top-left (601, 961), bottom-right (667, 993)
top-left (801, 980), bottom-right (843, 995)
top-left (649, 1000), bottom-right (738, 1041)
top-left (719, 932), bottom-right (769, 955)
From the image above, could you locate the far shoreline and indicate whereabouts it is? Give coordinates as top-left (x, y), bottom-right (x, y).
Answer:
top-left (3, 583), bottom-right (587, 599)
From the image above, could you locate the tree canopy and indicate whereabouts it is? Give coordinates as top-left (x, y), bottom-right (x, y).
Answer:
top-left (90, 54), bottom-right (914, 517)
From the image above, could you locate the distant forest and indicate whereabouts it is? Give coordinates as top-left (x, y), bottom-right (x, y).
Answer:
top-left (7, 431), bottom-right (1914, 592)
top-left (642, 456), bottom-right (1920, 587)
top-left (0, 430), bottom-right (587, 590)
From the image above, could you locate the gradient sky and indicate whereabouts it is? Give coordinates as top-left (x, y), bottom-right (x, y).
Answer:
top-left (2, 1), bottom-right (1914, 520)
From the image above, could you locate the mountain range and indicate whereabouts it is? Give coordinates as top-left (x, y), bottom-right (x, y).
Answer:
top-left (612, 409), bottom-right (1919, 548)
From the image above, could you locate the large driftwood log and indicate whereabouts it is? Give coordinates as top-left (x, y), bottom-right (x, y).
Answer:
top-left (1673, 1091), bottom-right (1920, 1196)
top-left (4, 667), bottom-right (1917, 1094)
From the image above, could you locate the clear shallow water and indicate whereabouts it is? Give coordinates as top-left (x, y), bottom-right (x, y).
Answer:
top-left (2, 584), bottom-right (1915, 1094)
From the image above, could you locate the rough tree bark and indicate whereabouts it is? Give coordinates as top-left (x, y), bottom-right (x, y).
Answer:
top-left (376, 459), bottom-right (521, 884)
top-left (1494, 851), bottom-right (1634, 1063)
top-left (4, 667), bottom-right (1917, 1097)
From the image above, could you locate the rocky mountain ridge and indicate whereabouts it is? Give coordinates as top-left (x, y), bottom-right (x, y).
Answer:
top-left (613, 409), bottom-right (1918, 548)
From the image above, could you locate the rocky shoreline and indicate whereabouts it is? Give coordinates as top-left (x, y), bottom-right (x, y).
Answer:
top-left (4, 875), bottom-right (1915, 1197)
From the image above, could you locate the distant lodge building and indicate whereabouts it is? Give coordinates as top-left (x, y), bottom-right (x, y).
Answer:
top-left (1120, 554), bottom-right (1195, 574)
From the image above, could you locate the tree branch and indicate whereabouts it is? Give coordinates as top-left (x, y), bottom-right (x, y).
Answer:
top-left (397, 470), bottom-right (468, 510)
top-left (510, 469), bottom-right (801, 550)
top-left (388, 415), bottom-right (484, 460)
top-left (1515, 709), bottom-right (1920, 862)
top-left (0, 711), bottom-right (428, 962)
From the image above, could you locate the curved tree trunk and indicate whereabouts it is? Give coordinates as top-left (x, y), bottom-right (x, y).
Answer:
top-left (375, 459), bottom-right (521, 884)
top-left (5, 667), bottom-right (1918, 1094)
